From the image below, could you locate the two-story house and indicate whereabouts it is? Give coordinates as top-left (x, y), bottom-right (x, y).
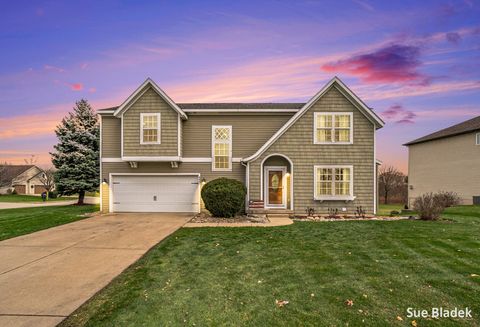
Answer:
top-left (405, 115), bottom-right (480, 205)
top-left (98, 77), bottom-right (384, 214)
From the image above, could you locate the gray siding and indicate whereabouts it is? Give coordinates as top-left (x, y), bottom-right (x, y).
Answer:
top-left (248, 86), bottom-right (376, 214)
top-left (102, 162), bottom-right (245, 183)
top-left (123, 87), bottom-right (178, 157)
top-left (101, 116), bottom-right (121, 158)
top-left (182, 114), bottom-right (292, 158)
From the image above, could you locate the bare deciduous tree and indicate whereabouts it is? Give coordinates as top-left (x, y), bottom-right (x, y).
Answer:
top-left (39, 168), bottom-right (56, 197)
top-left (24, 155), bottom-right (39, 165)
top-left (378, 165), bottom-right (407, 204)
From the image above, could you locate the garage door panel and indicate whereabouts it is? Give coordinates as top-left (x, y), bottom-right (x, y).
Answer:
top-left (112, 175), bottom-right (199, 213)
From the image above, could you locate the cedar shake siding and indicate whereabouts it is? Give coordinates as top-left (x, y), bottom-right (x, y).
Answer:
top-left (182, 114), bottom-right (293, 157)
top-left (123, 87), bottom-right (179, 157)
top-left (248, 86), bottom-right (375, 214)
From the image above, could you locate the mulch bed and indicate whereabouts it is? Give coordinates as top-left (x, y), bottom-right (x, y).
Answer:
top-left (189, 212), bottom-right (269, 224)
top-left (294, 215), bottom-right (416, 222)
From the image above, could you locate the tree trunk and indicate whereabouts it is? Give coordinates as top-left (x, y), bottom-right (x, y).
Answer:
top-left (384, 190), bottom-right (389, 204)
top-left (78, 190), bottom-right (85, 205)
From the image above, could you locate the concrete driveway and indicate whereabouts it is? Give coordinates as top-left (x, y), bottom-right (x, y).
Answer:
top-left (0, 213), bottom-right (191, 327)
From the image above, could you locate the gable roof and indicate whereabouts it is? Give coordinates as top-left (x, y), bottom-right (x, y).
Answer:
top-left (242, 76), bottom-right (385, 162)
top-left (113, 78), bottom-right (188, 119)
top-left (404, 115), bottom-right (480, 146)
top-left (0, 165), bottom-right (35, 187)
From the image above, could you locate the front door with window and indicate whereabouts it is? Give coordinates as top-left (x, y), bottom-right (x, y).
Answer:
top-left (265, 167), bottom-right (286, 208)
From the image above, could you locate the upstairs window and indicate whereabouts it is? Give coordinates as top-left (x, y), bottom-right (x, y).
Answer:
top-left (314, 165), bottom-right (353, 199)
top-left (476, 133), bottom-right (480, 145)
top-left (314, 112), bottom-right (353, 144)
top-left (212, 126), bottom-right (232, 171)
top-left (140, 113), bottom-right (161, 144)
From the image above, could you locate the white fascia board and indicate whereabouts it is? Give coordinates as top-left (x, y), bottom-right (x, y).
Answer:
top-left (121, 156), bottom-right (181, 162)
top-left (113, 78), bottom-right (188, 120)
top-left (97, 110), bottom-right (115, 115)
top-left (242, 77), bottom-right (384, 163)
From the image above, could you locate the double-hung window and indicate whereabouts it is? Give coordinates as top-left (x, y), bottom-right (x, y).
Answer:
top-left (140, 113), bottom-right (161, 144)
top-left (314, 112), bottom-right (353, 144)
top-left (314, 165), bottom-right (354, 200)
top-left (212, 125), bottom-right (232, 171)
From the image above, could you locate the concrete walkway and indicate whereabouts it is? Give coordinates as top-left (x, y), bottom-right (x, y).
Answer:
top-left (183, 216), bottom-right (293, 227)
top-left (0, 196), bottom-right (99, 210)
top-left (0, 213), bottom-right (190, 327)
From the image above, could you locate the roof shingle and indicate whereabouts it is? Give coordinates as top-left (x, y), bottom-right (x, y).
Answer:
top-left (96, 103), bottom-right (305, 112)
top-left (404, 115), bottom-right (480, 146)
top-left (0, 165), bottom-right (35, 187)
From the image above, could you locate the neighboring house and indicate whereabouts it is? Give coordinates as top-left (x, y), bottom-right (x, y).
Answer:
top-left (98, 77), bottom-right (384, 214)
top-left (404, 115), bottom-right (480, 205)
top-left (0, 165), bottom-right (47, 195)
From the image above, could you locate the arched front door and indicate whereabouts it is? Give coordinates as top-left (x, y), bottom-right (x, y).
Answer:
top-left (264, 166), bottom-right (287, 208)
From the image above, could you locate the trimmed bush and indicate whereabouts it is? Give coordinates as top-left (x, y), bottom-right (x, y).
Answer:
top-left (201, 178), bottom-right (246, 218)
top-left (49, 191), bottom-right (58, 199)
top-left (413, 193), bottom-right (444, 220)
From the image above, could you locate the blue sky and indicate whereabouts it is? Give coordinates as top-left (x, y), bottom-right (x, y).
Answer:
top-left (1, 0), bottom-right (479, 171)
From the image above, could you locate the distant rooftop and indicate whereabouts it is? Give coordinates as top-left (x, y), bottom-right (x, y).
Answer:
top-left (404, 115), bottom-right (480, 146)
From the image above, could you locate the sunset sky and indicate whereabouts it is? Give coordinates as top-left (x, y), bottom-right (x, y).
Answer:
top-left (1, 0), bottom-right (479, 172)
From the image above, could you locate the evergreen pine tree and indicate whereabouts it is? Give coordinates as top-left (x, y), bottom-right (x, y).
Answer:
top-left (51, 99), bottom-right (100, 204)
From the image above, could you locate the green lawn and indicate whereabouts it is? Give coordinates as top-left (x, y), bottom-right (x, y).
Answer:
top-left (61, 206), bottom-right (480, 327)
top-left (0, 205), bottom-right (98, 241)
top-left (0, 194), bottom-right (76, 202)
top-left (377, 203), bottom-right (405, 216)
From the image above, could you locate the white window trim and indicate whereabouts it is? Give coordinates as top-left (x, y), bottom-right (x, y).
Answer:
top-left (313, 165), bottom-right (355, 201)
top-left (476, 132), bottom-right (480, 145)
top-left (313, 112), bottom-right (353, 144)
top-left (140, 113), bottom-right (161, 145)
top-left (211, 125), bottom-right (232, 171)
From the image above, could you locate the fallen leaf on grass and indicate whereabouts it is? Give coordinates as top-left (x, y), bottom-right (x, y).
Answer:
top-left (362, 294), bottom-right (368, 298)
top-left (311, 293), bottom-right (315, 297)
top-left (275, 299), bottom-right (289, 307)
top-left (411, 320), bottom-right (418, 327)
top-left (345, 299), bottom-right (354, 306)
top-left (470, 274), bottom-right (479, 277)
top-left (396, 316), bottom-right (403, 321)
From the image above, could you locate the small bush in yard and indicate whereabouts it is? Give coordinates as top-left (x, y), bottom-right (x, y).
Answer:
top-left (413, 191), bottom-right (460, 220)
top-left (435, 191), bottom-right (461, 208)
top-left (201, 178), bottom-right (246, 218)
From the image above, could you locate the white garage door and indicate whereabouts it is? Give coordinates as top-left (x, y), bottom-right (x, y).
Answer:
top-left (112, 175), bottom-right (200, 212)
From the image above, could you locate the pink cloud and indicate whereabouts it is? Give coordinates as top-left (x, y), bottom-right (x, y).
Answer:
top-left (89, 87), bottom-right (96, 93)
top-left (381, 104), bottom-right (416, 124)
top-left (80, 63), bottom-right (88, 70)
top-left (70, 83), bottom-right (83, 91)
top-left (322, 44), bottom-right (429, 85)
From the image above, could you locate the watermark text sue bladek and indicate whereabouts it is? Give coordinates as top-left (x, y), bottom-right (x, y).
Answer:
top-left (407, 307), bottom-right (472, 319)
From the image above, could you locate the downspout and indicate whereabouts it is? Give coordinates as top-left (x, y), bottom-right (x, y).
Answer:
top-left (241, 160), bottom-right (249, 211)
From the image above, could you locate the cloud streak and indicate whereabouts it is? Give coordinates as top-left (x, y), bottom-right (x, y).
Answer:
top-left (321, 44), bottom-right (429, 85)
top-left (381, 104), bottom-right (416, 124)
